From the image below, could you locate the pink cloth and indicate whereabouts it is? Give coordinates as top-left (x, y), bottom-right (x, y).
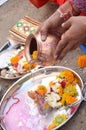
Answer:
top-left (72, 0), bottom-right (86, 14)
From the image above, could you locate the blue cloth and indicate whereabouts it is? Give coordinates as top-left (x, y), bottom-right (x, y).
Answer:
top-left (80, 44), bottom-right (86, 54)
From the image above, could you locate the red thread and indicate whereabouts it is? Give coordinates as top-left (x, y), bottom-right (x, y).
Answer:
top-left (59, 0), bottom-right (73, 20)
top-left (5, 94), bottom-right (20, 115)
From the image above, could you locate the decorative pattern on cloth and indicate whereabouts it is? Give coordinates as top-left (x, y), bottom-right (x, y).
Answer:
top-left (72, 0), bottom-right (86, 14)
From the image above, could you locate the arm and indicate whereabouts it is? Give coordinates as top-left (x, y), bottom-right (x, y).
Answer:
top-left (38, 0), bottom-right (81, 41)
top-left (54, 16), bottom-right (86, 60)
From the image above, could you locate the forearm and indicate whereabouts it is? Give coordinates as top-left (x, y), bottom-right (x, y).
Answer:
top-left (57, 0), bottom-right (81, 20)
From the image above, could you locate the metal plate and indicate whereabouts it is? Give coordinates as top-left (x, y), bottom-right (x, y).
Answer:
top-left (0, 44), bottom-right (38, 80)
top-left (0, 66), bottom-right (83, 130)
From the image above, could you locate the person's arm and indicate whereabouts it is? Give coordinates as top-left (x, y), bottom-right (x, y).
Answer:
top-left (38, 0), bottom-right (81, 41)
top-left (54, 16), bottom-right (86, 60)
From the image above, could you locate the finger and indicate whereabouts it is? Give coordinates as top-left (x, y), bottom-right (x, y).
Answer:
top-left (54, 35), bottom-right (68, 59)
top-left (40, 26), bottom-right (49, 41)
top-left (57, 42), bottom-right (74, 60)
top-left (36, 23), bottom-right (48, 41)
top-left (62, 19), bottom-right (71, 31)
top-left (72, 41), bottom-right (81, 49)
top-left (40, 21), bottom-right (50, 41)
top-left (0, 115), bottom-right (4, 122)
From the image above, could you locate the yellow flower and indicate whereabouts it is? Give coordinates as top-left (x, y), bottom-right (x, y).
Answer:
top-left (64, 85), bottom-right (78, 97)
top-left (53, 114), bottom-right (67, 125)
top-left (32, 51), bottom-right (38, 60)
top-left (48, 123), bottom-right (56, 130)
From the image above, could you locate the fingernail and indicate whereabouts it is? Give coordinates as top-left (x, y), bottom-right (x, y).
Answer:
top-left (54, 54), bottom-right (57, 60)
top-left (57, 59), bottom-right (61, 63)
top-left (61, 22), bottom-right (65, 27)
top-left (54, 53), bottom-right (59, 59)
top-left (41, 34), bottom-right (46, 41)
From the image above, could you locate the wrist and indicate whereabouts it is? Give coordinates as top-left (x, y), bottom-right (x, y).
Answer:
top-left (53, 9), bottom-right (65, 25)
top-left (72, 3), bottom-right (81, 16)
top-left (57, 0), bottom-right (80, 21)
top-left (57, 1), bottom-right (73, 21)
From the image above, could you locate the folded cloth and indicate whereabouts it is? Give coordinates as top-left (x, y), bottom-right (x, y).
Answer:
top-left (80, 44), bottom-right (86, 54)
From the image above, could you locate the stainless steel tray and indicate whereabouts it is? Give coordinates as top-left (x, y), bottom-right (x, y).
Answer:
top-left (0, 41), bottom-right (38, 80)
top-left (0, 66), bottom-right (84, 130)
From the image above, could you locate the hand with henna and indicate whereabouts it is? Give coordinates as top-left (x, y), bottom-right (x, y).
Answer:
top-left (54, 16), bottom-right (86, 60)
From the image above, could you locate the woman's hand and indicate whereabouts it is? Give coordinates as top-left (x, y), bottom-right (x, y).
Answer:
top-left (37, 9), bottom-right (64, 41)
top-left (54, 16), bottom-right (86, 60)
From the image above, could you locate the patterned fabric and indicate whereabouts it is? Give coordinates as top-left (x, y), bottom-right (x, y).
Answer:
top-left (71, 0), bottom-right (86, 13)
top-left (50, 0), bottom-right (86, 15)
top-left (29, 0), bottom-right (86, 14)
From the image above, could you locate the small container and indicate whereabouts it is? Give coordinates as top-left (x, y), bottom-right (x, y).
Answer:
top-left (25, 33), bottom-right (60, 66)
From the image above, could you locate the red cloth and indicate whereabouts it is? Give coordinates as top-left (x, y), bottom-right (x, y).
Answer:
top-left (29, 0), bottom-right (86, 16)
top-left (29, 0), bottom-right (48, 8)
top-left (50, 0), bottom-right (86, 16)
top-left (50, 0), bottom-right (68, 5)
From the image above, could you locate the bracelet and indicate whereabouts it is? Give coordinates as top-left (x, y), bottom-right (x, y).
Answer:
top-left (57, 0), bottom-right (73, 21)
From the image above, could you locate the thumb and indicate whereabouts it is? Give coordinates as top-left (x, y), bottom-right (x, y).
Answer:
top-left (38, 22), bottom-right (49, 41)
top-left (36, 25), bottom-right (48, 41)
top-left (62, 19), bottom-right (71, 30)
top-left (41, 31), bottom-right (48, 41)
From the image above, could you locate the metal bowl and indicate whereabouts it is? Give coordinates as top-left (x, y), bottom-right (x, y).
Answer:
top-left (0, 66), bottom-right (83, 130)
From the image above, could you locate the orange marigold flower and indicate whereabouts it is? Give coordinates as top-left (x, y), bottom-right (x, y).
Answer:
top-left (30, 63), bottom-right (37, 69)
top-left (48, 123), bottom-right (56, 130)
top-left (23, 63), bottom-right (29, 70)
top-left (49, 81), bottom-right (55, 87)
top-left (64, 70), bottom-right (75, 84)
top-left (77, 55), bottom-right (86, 68)
top-left (65, 95), bottom-right (77, 105)
top-left (36, 85), bottom-right (47, 95)
top-left (58, 86), bottom-right (63, 96)
top-left (10, 56), bottom-right (20, 65)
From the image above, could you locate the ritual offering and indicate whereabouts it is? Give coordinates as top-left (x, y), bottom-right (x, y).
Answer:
top-left (0, 45), bottom-right (38, 79)
top-left (1, 66), bottom-right (85, 130)
top-left (25, 33), bottom-right (60, 66)
top-left (0, 16), bottom-right (41, 79)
